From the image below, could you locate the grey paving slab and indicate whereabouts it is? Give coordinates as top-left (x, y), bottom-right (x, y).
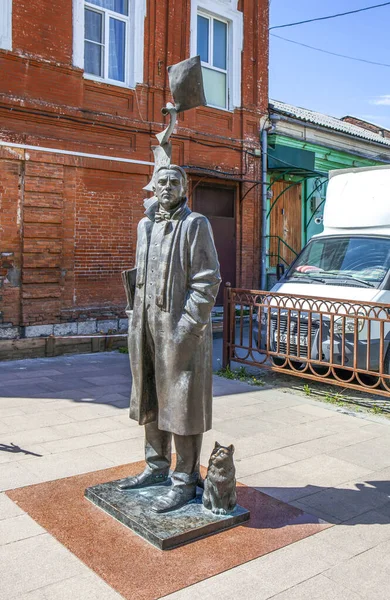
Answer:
top-left (0, 369), bottom-right (64, 382)
top-left (20, 447), bottom-right (115, 483)
top-left (327, 436), bottom-right (390, 471)
top-left (0, 395), bottom-right (58, 408)
top-left (279, 426), bottom-right (383, 462)
top-left (309, 413), bottom-right (367, 434)
top-left (317, 507), bottom-right (390, 556)
top-left (0, 514), bottom-right (45, 546)
top-left (37, 432), bottom-right (115, 455)
top-left (0, 377), bottom-right (64, 392)
top-left (47, 365), bottom-right (104, 376)
top-left (0, 407), bottom-right (28, 418)
top-left (240, 455), bottom-right (371, 503)
top-left (269, 574), bottom-right (362, 600)
top-left (14, 572), bottom-right (124, 600)
top-left (289, 499), bottom-right (342, 524)
top-left (211, 414), bottom-right (291, 438)
top-left (324, 537), bottom-right (390, 599)
top-left (0, 461), bottom-right (41, 492)
top-left (290, 402), bottom-right (344, 418)
top-left (0, 385), bottom-right (57, 398)
top-left (58, 403), bottom-right (124, 421)
top-left (0, 492), bottom-right (24, 520)
top-left (212, 403), bottom-right (267, 423)
top-left (50, 417), bottom-right (125, 438)
top-left (2, 411), bottom-right (76, 433)
top-left (212, 392), bottom-right (267, 409)
top-left (248, 406), bottom-right (330, 425)
top-left (0, 534), bottom-right (86, 600)
top-left (91, 437), bottom-right (145, 465)
top-left (236, 534), bottom-right (351, 598)
top-left (296, 479), bottom-right (390, 522)
top-left (212, 377), bottom-right (265, 396)
top-left (234, 449), bottom-right (297, 478)
top-left (356, 422), bottom-right (390, 437)
top-left (80, 384), bottom-right (131, 399)
top-left (81, 374), bottom-right (131, 386)
top-left (2, 425), bottom-right (63, 446)
top-left (163, 564), bottom-right (275, 600)
top-left (200, 428), bottom-right (289, 461)
top-left (103, 426), bottom-right (145, 441)
top-left (216, 392), bottom-right (304, 412)
top-left (37, 378), bottom-right (98, 392)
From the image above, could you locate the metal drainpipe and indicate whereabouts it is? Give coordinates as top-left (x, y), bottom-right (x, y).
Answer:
top-left (260, 126), bottom-right (268, 290)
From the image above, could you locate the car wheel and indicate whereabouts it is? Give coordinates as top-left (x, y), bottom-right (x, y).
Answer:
top-left (272, 356), bottom-right (286, 367)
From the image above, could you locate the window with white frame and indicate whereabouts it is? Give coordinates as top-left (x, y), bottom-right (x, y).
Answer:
top-left (197, 12), bottom-right (228, 109)
top-left (84, 0), bottom-right (129, 83)
top-left (190, 1), bottom-right (243, 111)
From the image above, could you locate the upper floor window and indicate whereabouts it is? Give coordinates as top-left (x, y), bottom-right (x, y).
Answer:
top-left (73, 0), bottom-right (146, 88)
top-left (84, 0), bottom-right (129, 83)
top-left (197, 13), bottom-right (228, 109)
top-left (190, 1), bottom-right (243, 111)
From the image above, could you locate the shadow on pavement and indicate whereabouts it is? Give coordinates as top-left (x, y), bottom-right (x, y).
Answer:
top-left (0, 442), bottom-right (42, 457)
top-left (256, 481), bottom-right (390, 525)
top-left (0, 350), bottom-right (264, 406)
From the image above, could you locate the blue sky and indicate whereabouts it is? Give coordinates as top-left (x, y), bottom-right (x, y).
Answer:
top-left (270, 0), bottom-right (390, 129)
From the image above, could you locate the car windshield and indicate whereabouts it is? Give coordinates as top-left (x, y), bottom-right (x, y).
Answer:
top-left (286, 236), bottom-right (390, 288)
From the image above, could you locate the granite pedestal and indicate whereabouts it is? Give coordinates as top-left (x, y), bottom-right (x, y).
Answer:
top-left (85, 478), bottom-right (250, 550)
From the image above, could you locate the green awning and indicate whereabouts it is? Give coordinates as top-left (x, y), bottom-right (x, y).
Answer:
top-left (268, 144), bottom-right (315, 173)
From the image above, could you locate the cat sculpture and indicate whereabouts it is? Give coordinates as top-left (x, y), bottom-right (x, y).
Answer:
top-left (202, 442), bottom-right (237, 515)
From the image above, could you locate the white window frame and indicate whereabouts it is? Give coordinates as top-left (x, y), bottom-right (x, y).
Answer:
top-left (73, 0), bottom-right (146, 88)
top-left (197, 12), bottom-right (229, 110)
top-left (0, 0), bottom-right (12, 51)
top-left (84, 2), bottom-right (130, 86)
top-left (190, 0), bottom-right (243, 111)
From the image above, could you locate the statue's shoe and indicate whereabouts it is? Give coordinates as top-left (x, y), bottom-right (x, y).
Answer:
top-left (150, 486), bottom-right (196, 513)
top-left (117, 470), bottom-right (169, 490)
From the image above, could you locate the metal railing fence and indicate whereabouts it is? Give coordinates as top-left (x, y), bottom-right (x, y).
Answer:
top-left (222, 285), bottom-right (390, 397)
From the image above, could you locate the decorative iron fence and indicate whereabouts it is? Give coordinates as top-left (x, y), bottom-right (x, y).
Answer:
top-left (222, 285), bottom-right (390, 397)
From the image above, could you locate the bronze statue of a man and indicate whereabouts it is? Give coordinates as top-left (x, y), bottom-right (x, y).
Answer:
top-left (119, 165), bottom-right (221, 513)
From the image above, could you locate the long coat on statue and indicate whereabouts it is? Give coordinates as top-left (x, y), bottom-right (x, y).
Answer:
top-left (128, 197), bottom-right (221, 436)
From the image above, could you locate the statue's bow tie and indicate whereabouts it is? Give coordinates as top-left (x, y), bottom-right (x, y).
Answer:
top-left (155, 211), bottom-right (171, 223)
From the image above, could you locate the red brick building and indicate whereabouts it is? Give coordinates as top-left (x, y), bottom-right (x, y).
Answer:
top-left (0, 0), bottom-right (269, 339)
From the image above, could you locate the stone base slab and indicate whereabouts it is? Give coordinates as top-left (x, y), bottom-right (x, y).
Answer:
top-left (85, 478), bottom-right (250, 550)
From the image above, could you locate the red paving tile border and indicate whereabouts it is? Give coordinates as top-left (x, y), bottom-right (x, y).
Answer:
top-left (7, 462), bottom-right (332, 600)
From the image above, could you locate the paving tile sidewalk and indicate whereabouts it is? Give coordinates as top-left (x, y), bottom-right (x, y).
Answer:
top-left (1, 351), bottom-right (390, 599)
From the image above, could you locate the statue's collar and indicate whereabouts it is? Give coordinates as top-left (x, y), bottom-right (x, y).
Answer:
top-left (144, 197), bottom-right (190, 222)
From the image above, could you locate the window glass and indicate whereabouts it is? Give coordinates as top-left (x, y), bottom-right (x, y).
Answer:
top-left (288, 237), bottom-right (390, 288)
top-left (85, 8), bottom-right (103, 43)
top-left (197, 15), bottom-right (209, 63)
top-left (85, 41), bottom-right (103, 76)
top-left (88, 0), bottom-right (128, 15)
top-left (213, 19), bottom-right (227, 69)
top-left (109, 18), bottom-right (126, 81)
top-left (202, 67), bottom-right (226, 108)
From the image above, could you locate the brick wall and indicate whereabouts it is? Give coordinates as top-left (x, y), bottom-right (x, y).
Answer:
top-left (0, 0), bottom-right (269, 333)
top-left (341, 116), bottom-right (390, 139)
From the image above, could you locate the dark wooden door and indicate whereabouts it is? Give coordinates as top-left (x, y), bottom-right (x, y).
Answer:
top-left (269, 180), bottom-right (302, 267)
top-left (193, 185), bottom-right (236, 305)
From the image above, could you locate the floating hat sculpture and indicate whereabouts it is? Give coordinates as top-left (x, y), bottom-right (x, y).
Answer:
top-left (144, 55), bottom-right (206, 191)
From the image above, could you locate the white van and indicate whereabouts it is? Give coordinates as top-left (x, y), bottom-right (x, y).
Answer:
top-left (266, 165), bottom-right (390, 373)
